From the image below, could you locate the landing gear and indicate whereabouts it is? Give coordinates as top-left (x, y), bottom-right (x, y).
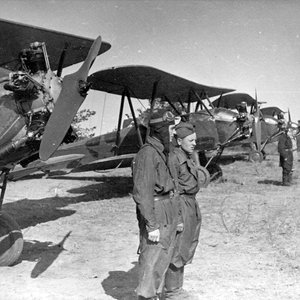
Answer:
top-left (0, 170), bottom-right (23, 266)
top-left (0, 211), bottom-right (23, 266)
top-left (206, 163), bottom-right (223, 182)
top-left (197, 151), bottom-right (223, 183)
top-left (248, 150), bottom-right (264, 162)
top-left (196, 166), bottom-right (210, 188)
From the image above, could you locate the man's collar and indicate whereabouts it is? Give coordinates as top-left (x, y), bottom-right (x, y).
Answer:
top-left (147, 136), bottom-right (164, 153)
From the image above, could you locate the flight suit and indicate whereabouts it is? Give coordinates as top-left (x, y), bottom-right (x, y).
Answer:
top-left (132, 136), bottom-right (178, 299)
top-left (165, 147), bottom-right (201, 298)
top-left (278, 132), bottom-right (293, 185)
top-left (291, 133), bottom-right (298, 171)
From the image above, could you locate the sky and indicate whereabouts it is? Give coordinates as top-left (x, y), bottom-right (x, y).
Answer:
top-left (1, 0), bottom-right (300, 134)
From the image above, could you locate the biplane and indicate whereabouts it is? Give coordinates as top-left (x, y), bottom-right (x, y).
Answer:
top-left (0, 18), bottom-right (111, 266)
top-left (87, 65), bottom-right (265, 178)
top-left (10, 66), bottom-right (266, 183)
top-left (213, 93), bottom-right (299, 156)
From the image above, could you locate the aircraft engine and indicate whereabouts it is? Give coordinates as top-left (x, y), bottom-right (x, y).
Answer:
top-left (2, 42), bottom-right (64, 142)
top-left (19, 42), bottom-right (48, 74)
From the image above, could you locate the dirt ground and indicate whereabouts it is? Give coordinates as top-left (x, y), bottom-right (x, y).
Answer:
top-left (1, 153), bottom-right (300, 300)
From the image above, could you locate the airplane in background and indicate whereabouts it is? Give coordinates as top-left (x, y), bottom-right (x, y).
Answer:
top-left (0, 18), bottom-right (111, 266)
top-left (88, 65), bottom-right (265, 178)
top-left (213, 93), bottom-right (300, 156)
top-left (9, 65), bottom-right (266, 185)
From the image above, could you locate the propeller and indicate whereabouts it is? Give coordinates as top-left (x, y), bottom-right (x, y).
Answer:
top-left (287, 109), bottom-right (299, 129)
top-left (253, 90), bottom-right (262, 154)
top-left (39, 36), bottom-right (102, 161)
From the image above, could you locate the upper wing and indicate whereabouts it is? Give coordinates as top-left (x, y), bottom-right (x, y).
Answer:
top-left (212, 93), bottom-right (256, 109)
top-left (261, 106), bottom-right (285, 117)
top-left (0, 18), bottom-right (111, 71)
top-left (88, 65), bottom-right (234, 102)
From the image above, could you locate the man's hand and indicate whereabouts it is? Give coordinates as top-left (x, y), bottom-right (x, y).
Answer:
top-left (177, 223), bottom-right (184, 232)
top-left (148, 229), bottom-right (160, 242)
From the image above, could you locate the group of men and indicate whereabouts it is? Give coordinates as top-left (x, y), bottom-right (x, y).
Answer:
top-left (131, 108), bottom-right (298, 299)
top-left (132, 110), bottom-right (201, 300)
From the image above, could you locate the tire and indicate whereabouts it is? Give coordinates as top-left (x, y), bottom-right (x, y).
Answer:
top-left (249, 150), bottom-right (263, 163)
top-left (197, 166), bottom-right (210, 188)
top-left (0, 211), bottom-right (23, 266)
top-left (206, 163), bottom-right (223, 182)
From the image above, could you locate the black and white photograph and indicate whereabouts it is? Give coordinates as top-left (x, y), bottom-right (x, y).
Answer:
top-left (0, 1), bottom-right (300, 299)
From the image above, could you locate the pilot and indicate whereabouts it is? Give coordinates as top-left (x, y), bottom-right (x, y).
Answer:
top-left (237, 101), bottom-right (247, 112)
top-left (278, 125), bottom-right (293, 186)
top-left (132, 110), bottom-right (179, 300)
top-left (236, 101), bottom-right (253, 138)
top-left (165, 121), bottom-right (201, 300)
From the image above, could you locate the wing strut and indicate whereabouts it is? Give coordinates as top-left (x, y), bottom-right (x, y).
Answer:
top-left (114, 87), bottom-right (144, 154)
top-left (192, 89), bottom-right (214, 118)
top-left (146, 81), bottom-right (159, 139)
top-left (125, 88), bottom-right (143, 147)
top-left (114, 89), bottom-right (126, 155)
top-left (164, 96), bottom-right (181, 115)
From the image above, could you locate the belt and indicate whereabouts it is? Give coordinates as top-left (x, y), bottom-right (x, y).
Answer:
top-left (180, 193), bottom-right (197, 197)
top-left (153, 191), bottom-right (174, 201)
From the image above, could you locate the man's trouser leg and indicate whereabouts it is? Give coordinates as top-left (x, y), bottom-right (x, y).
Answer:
top-left (288, 171), bottom-right (293, 184)
top-left (283, 169), bottom-right (290, 186)
top-left (136, 223), bottom-right (177, 299)
top-left (136, 244), bottom-right (169, 298)
top-left (164, 264), bottom-right (184, 299)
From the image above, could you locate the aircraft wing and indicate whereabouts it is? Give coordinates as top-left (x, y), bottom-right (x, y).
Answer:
top-left (8, 154), bottom-right (85, 181)
top-left (0, 18), bottom-right (111, 71)
top-left (212, 93), bottom-right (256, 109)
top-left (88, 65), bottom-right (235, 102)
top-left (261, 106), bottom-right (284, 117)
top-left (71, 153), bottom-right (136, 173)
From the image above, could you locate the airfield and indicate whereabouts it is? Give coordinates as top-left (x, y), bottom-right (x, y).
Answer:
top-left (1, 146), bottom-right (300, 300)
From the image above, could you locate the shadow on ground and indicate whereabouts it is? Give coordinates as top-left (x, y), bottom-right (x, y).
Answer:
top-left (258, 179), bottom-right (282, 186)
top-left (3, 176), bottom-right (133, 229)
top-left (102, 262), bottom-right (138, 300)
top-left (13, 231), bottom-right (71, 278)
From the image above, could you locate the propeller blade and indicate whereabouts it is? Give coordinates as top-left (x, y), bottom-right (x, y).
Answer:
top-left (288, 108), bottom-right (292, 127)
top-left (253, 104), bottom-right (262, 153)
top-left (39, 36), bottom-right (102, 161)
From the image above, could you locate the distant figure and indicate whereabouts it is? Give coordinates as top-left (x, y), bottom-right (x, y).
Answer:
top-left (278, 127), bottom-right (293, 186)
top-left (165, 121), bottom-right (201, 299)
top-left (277, 112), bottom-right (287, 131)
top-left (236, 101), bottom-right (253, 139)
top-left (289, 128), bottom-right (298, 173)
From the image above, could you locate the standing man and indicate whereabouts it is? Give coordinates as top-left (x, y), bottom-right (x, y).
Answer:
top-left (164, 122), bottom-right (201, 299)
top-left (278, 126), bottom-right (293, 186)
top-left (132, 110), bottom-right (179, 300)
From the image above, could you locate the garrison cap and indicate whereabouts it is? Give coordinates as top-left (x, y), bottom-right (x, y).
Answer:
top-left (149, 110), bottom-right (175, 127)
top-left (175, 121), bottom-right (195, 139)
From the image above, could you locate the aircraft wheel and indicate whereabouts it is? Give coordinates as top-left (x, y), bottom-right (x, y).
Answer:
top-left (249, 150), bottom-right (263, 163)
top-left (207, 163), bottom-right (223, 182)
top-left (0, 211), bottom-right (23, 266)
top-left (197, 166), bottom-right (210, 188)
